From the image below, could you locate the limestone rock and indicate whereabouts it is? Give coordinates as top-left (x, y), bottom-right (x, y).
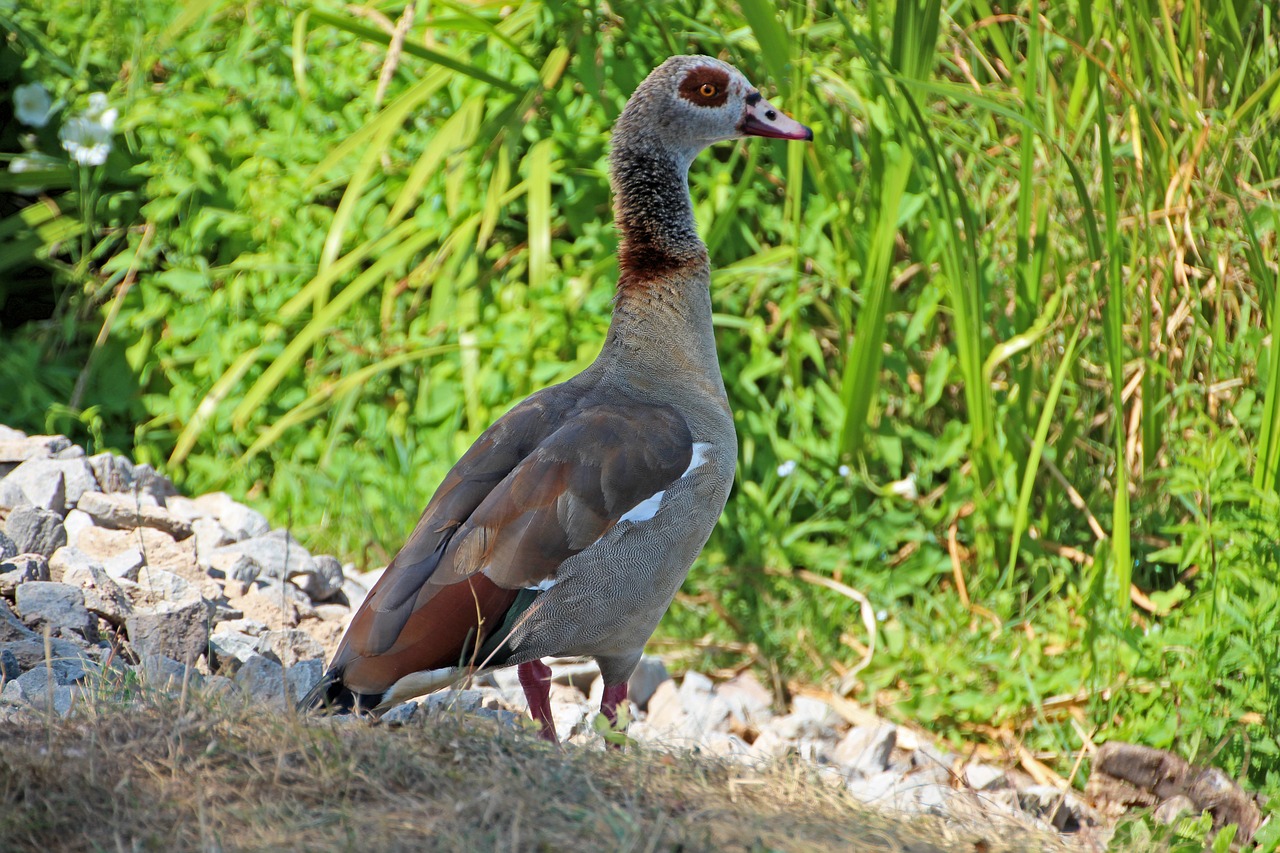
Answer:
top-left (0, 434), bottom-right (70, 463)
top-left (293, 554), bottom-right (344, 602)
top-left (191, 516), bottom-right (233, 554)
top-left (59, 555), bottom-right (133, 626)
top-left (75, 492), bottom-right (193, 540)
top-left (15, 581), bottom-right (95, 639)
top-left (1, 665), bottom-right (77, 715)
top-left (137, 653), bottom-right (204, 692)
top-left (209, 630), bottom-right (259, 672)
top-left (193, 492), bottom-right (270, 541)
top-left (61, 509), bottom-right (95, 545)
top-left (210, 529), bottom-right (316, 582)
top-left (3, 457), bottom-right (95, 513)
top-left (125, 598), bottom-right (210, 664)
top-left (5, 506), bottom-right (67, 557)
top-left (254, 628), bottom-right (325, 667)
top-left (0, 531), bottom-right (15, 560)
top-left (86, 452), bottom-right (137, 494)
top-left (834, 724), bottom-right (897, 779)
top-left (0, 553), bottom-right (51, 595)
top-left (233, 653), bottom-right (299, 708)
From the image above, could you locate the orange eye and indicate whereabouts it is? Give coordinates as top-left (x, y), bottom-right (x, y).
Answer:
top-left (699, 83), bottom-right (718, 98)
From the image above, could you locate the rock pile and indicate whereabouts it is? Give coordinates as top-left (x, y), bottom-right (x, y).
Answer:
top-left (0, 426), bottom-right (357, 715)
top-left (2, 426), bottom-right (1257, 849)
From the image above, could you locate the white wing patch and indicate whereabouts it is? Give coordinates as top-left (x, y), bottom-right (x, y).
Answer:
top-left (525, 577), bottom-right (559, 592)
top-left (618, 490), bottom-right (666, 524)
top-left (618, 442), bottom-right (714, 526)
top-left (684, 442), bottom-right (713, 476)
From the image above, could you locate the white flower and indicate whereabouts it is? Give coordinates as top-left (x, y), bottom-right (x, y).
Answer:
top-left (60, 115), bottom-right (113, 166)
top-left (14, 83), bottom-right (52, 128)
top-left (887, 474), bottom-right (919, 501)
top-left (838, 464), bottom-right (851, 477)
top-left (776, 460), bottom-right (797, 478)
top-left (84, 92), bottom-right (117, 130)
top-left (876, 610), bottom-right (888, 622)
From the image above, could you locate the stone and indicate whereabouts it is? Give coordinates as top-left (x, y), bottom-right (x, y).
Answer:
top-left (61, 509), bottom-right (95, 545)
top-left (75, 491), bottom-right (193, 540)
top-left (0, 636), bottom-right (89, 683)
top-left (193, 493), bottom-right (270, 541)
top-left (5, 467), bottom-right (65, 512)
top-left (285, 659), bottom-right (324, 703)
top-left (0, 553), bottom-right (51, 595)
top-left (120, 566), bottom-right (199, 607)
top-left (0, 648), bottom-right (20, 682)
top-left (202, 674), bottom-right (239, 700)
top-left (293, 554), bottom-right (344, 602)
top-left (772, 695), bottom-right (841, 741)
top-left (87, 452), bottom-right (136, 494)
top-left (130, 464), bottom-right (178, 502)
top-left (0, 531), bottom-right (15, 560)
top-left (191, 517), bottom-right (233, 555)
top-left (0, 599), bottom-right (38, 642)
top-left (2, 666), bottom-right (76, 715)
top-left (716, 671), bottom-right (773, 732)
top-left (15, 581), bottom-right (95, 638)
top-left (254, 628), bottom-right (325, 667)
top-left (5, 506), bottom-right (67, 557)
top-left (77, 526), bottom-right (199, 581)
top-left (3, 457), bottom-right (95, 513)
top-left (234, 653), bottom-right (286, 707)
top-left (203, 551), bottom-right (261, 583)
top-left (421, 688), bottom-right (486, 717)
top-left (102, 548), bottom-right (145, 581)
top-left (834, 724), bottom-right (897, 778)
top-left (964, 763), bottom-right (1007, 791)
top-left (138, 653), bottom-right (203, 692)
top-left (341, 575), bottom-right (372, 611)
top-left (627, 655), bottom-right (669, 712)
top-left (0, 434), bottom-right (69, 463)
top-left (209, 630), bottom-right (259, 672)
top-left (125, 598), bottom-right (210, 664)
top-left (381, 701), bottom-right (419, 724)
top-left (1017, 785), bottom-right (1096, 832)
top-left (59, 555), bottom-right (133, 626)
top-left (210, 529), bottom-right (316, 582)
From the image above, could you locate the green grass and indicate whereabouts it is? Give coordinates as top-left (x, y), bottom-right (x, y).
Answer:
top-left (3, 0), bottom-right (1280, 833)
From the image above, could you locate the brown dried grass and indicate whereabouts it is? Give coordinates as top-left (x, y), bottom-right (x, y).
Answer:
top-left (0, 687), bottom-right (1066, 852)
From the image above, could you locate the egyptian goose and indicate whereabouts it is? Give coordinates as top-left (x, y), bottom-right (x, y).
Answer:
top-left (303, 55), bottom-right (812, 740)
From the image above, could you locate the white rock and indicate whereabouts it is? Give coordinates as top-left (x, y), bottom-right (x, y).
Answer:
top-left (61, 509), bottom-right (95, 545)
top-left (102, 547), bottom-right (145, 581)
top-left (4, 457), bottom-right (95, 513)
top-left (833, 724), bottom-right (897, 778)
top-left (964, 763), bottom-right (1006, 791)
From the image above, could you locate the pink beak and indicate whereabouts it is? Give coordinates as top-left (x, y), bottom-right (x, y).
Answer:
top-left (740, 94), bottom-right (813, 141)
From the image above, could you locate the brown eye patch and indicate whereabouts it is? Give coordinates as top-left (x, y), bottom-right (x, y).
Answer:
top-left (678, 67), bottom-right (730, 107)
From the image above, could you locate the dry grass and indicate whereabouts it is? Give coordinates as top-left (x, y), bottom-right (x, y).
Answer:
top-left (0, 688), bottom-right (1069, 853)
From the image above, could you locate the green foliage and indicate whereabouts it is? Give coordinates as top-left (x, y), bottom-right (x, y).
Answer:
top-left (4, 0), bottom-right (1280, 806)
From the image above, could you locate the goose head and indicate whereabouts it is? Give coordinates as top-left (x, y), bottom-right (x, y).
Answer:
top-left (614, 55), bottom-right (812, 167)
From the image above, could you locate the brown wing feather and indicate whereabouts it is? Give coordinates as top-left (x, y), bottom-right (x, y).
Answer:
top-left (329, 388), bottom-right (694, 696)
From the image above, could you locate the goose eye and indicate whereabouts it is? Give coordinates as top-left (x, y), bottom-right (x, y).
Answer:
top-left (699, 83), bottom-right (718, 98)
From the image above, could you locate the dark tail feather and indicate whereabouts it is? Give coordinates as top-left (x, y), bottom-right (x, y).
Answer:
top-left (298, 667), bottom-right (380, 714)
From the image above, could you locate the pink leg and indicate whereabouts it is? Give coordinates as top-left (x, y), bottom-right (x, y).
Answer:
top-left (518, 660), bottom-right (556, 742)
top-left (601, 681), bottom-right (628, 728)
